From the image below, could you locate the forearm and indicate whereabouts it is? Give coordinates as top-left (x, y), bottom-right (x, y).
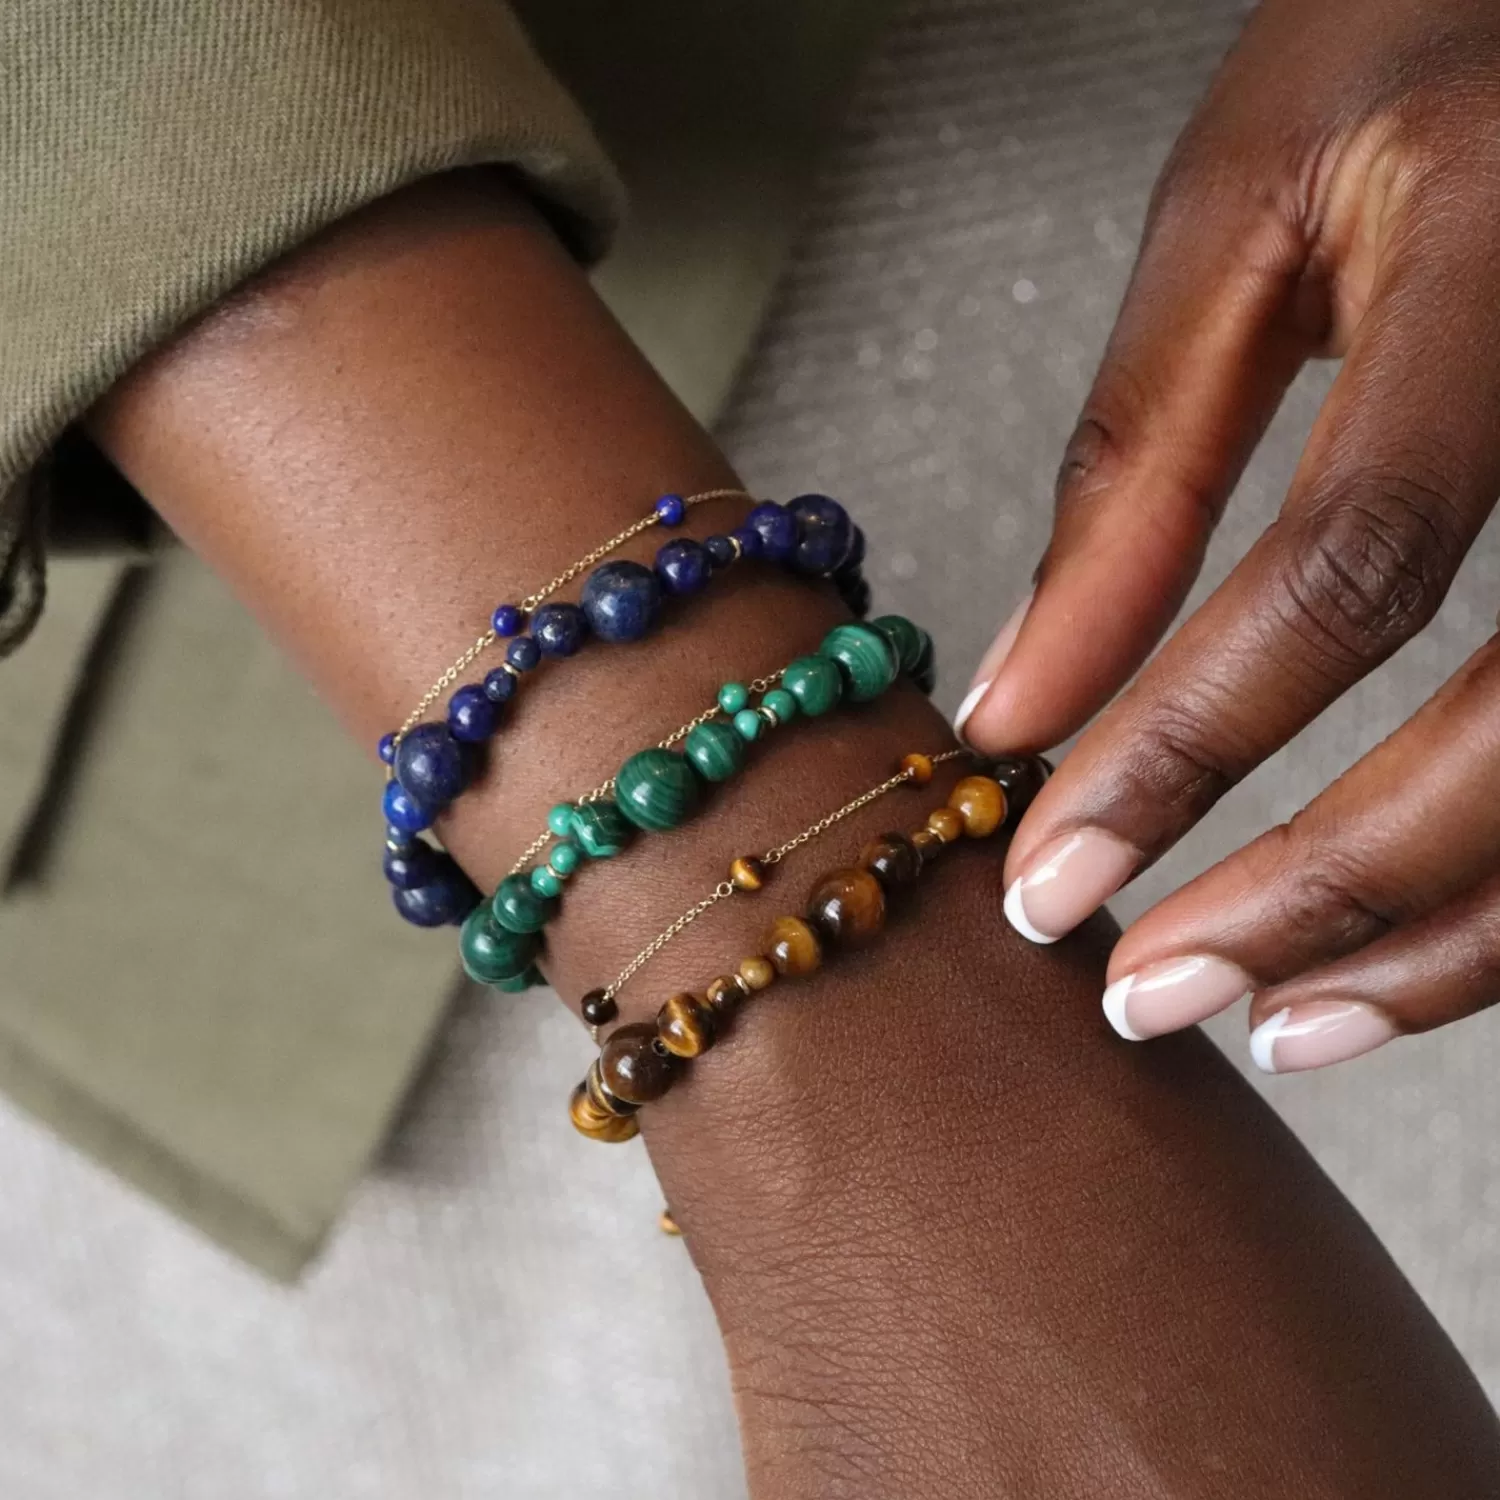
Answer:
top-left (90, 171), bottom-right (1500, 1497)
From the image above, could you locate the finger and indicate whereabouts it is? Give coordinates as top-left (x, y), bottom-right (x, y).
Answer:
top-left (1003, 185), bottom-right (1500, 945)
top-left (1243, 872), bottom-right (1500, 1073)
top-left (1098, 634), bottom-right (1500, 1039)
top-left (955, 136), bottom-right (1319, 751)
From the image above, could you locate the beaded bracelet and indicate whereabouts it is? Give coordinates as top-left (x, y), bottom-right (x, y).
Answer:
top-left (568, 754), bottom-right (1052, 1142)
top-left (380, 489), bottom-right (874, 928)
top-left (458, 616), bottom-right (938, 993)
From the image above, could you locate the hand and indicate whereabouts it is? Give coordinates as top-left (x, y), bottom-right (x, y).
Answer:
top-left (956, 0), bottom-right (1500, 1072)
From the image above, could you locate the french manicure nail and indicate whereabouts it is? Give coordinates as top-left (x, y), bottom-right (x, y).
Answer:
top-left (954, 591), bottom-right (1033, 741)
top-left (1249, 1001), bottom-right (1397, 1074)
top-left (1003, 827), bottom-right (1139, 944)
top-left (1102, 955), bottom-right (1253, 1042)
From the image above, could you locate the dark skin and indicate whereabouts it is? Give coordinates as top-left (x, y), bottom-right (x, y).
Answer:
top-left (88, 173), bottom-right (1500, 1493)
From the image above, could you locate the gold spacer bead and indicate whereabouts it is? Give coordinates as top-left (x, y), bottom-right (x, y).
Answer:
top-left (729, 855), bottom-right (766, 892)
top-left (900, 752), bottom-right (935, 785)
top-left (926, 806), bottom-right (965, 844)
top-left (737, 955), bottom-right (777, 992)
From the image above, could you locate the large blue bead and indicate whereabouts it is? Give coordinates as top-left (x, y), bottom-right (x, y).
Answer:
top-left (531, 601), bottom-right (589, 658)
top-left (391, 856), bottom-right (481, 927)
top-left (383, 780), bottom-right (436, 833)
top-left (383, 841), bottom-right (440, 889)
top-left (448, 684), bottom-right (500, 743)
top-left (745, 501), bottom-right (796, 562)
top-left (580, 560), bottom-right (662, 643)
top-left (655, 538), bottom-right (711, 595)
top-left (787, 493), bottom-right (854, 575)
top-left (394, 723), bottom-right (465, 806)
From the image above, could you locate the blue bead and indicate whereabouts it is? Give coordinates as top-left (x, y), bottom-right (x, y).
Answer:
top-left (391, 856), bottom-right (481, 927)
top-left (394, 723), bottom-right (466, 806)
top-left (506, 635), bottom-right (542, 673)
top-left (655, 538), bottom-right (711, 595)
top-left (448, 683), bottom-right (500, 743)
top-left (483, 667), bottom-right (517, 704)
top-left (531, 601), bottom-right (589, 658)
top-left (730, 526), bottom-right (762, 560)
top-left (654, 492), bottom-right (686, 526)
top-left (580, 560), bottom-right (662, 643)
top-left (704, 534), bottom-right (737, 569)
top-left (836, 525), bottom-right (867, 578)
top-left (377, 733), bottom-right (396, 765)
top-left (745, 501), bottom-right (796, 562)
top-left (386, 826), bottom-right (417, 855)
top-left (787, 493), bottom-right (854, 576)
top-left (383, 780), bottom-right (436, 833)
top-left (491, 603), bottom-right (524, 637)
top-left (383, 841), bottom-right (439, 889)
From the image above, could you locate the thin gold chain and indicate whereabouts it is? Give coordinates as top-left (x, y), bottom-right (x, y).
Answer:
top-left (391, 487), bottom-right (753, 747)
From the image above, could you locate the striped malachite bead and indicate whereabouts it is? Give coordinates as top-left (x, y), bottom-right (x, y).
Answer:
top-left (569, 800), bottom-right (633, 859)
top-left (781, 654), bottom-right (844, 717)
top-left (818, 621), bottom-right (899, 702)
top-left (492, 873), bottom-right (555, 934)
top-left (615, 748), bottom-right (702, 832)
top-left (495, 964), bottom-right (544, 994)
top-left (871, 614), bottom-right (926, 676)
top-left (684, 719), bottom-right (746, 783)
top-left (460, 907), bottom-right (541, 986)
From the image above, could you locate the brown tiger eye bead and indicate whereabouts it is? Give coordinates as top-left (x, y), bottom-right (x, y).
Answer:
top-left (581, 989), bottom-right (618, 1028)
top-left (948, 775), bottom-right (1006, 838)
top-left (570, 1083), bottom-right (641, 1143)
top-left (600, 1021), bottom-right (679, 1104)
top-left (900, 752), bottom-right (934, 785)
top-left (926, 806), bottom-right (964, 844)
top-left (586, 1058), bottom-right (637, 1117)
top-left (911, 826), bottom-right (944, 862)
top-left (729, 855), bottom-right (766, 891)
top-left (737, 955), bottom-right (777, 992)
top-left (705, 972), bottom-right (750, 1013)
top-left (989, 753), bottom-right (1052, 822)
top-left (806, 866), bottom-right (886, 947)
top-left (859, 832), bottom-right (922, 890)
top-left (764, 915), bottom-right (823, 977)
top-left (658, 991), bottom-right (716, 1058)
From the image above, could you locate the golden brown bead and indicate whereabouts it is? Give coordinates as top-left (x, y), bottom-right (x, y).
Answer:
top-left (911, 826), bottom-right (944, 861)
top-left (729, 855), bottom-right (766, 891)
top-left (659, 1209), bottom-right (683, 1236)
top-left (600, 1021), bottom-right (679, 1104)
top-left (705, 972), bottom-right (750, 1013)
top-left (764, 915), bottom-right (823, 977)
top-left (948, 774), bottom-right (1007, 838)
top-left (570, 1083), bottom-right (641, 1143)
top-left (926, 806), bottom-right (964, 844)
top-left (806, 866), bottom-right (886, 947)
top-left (586, 1058), bottom-right (637, 1117)
top-left (737, 955), bottom-right (777, 992)
top-left (900, 752), bottom-right (934, 785)
top-left (658, 991), bottom-right (716, 1058)
top-left (859, 832), bottom-right (922, 889)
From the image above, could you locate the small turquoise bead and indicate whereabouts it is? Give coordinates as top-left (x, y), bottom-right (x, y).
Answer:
top-left (818, 621), bottom-right (899, 703)
top-left (495, 965), bottom-right (544, 994)
top-left (460, 907), bottom-right (540, 986)
top-left (871, 614), bottom-right (925, 676)
top-left (531, 865), bottom-right (564, 899)
top-left (492, 873), bottom-right (555, 934)
top-left (549, 840), bottom-right (582, 876)
top-left (547, 802), bottom-right (576, 837)
top-left (615, 748), bottom-right (701, 832)
top-left (717, 681), bottom-right (750, 714)
top-left (781, 655), bottom-right (844, 717)
top-left (570, 800), bottom-right (634, 858)
top-left (684, 719), bottom-right (746, 782)
top-left (732, 708), bottom-right (764, 742)
top-left (761, 687), bottom-right (797, 725)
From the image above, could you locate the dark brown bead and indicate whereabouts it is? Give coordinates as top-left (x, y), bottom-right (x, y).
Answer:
top-left (737, 955), bottom-right (777, 992)
top-left (989, 754), bottom-right (1051, 822)
top-left (600, 1021), bottom-right (679, 1104)
top-left (926, 806), bottom-right (964, 844)
top-left (859, 832), bottom-right (922, 890)
top-left (569, 1083), bottom-right (641, 1143)
top-left (764, 915), bottom-right (823, 977)
top-left (729, 855), bottom-right (766, 891)
top-left (948, 775), bottom-right (1006, 838)
top-left (806, 866), bottom-right (886, 947)
top-left (705, 973), bottom-right (750, 1013)
top-left (581, 989), bottom-right (618, 1027)
top-left (586, 1058), bottom-right (638, 1117)
top-left (658, 992), bottom-right (716, 1058)
top-left (911, 826), bottom-right (944, 862)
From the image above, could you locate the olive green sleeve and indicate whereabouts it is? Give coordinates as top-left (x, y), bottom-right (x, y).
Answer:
top-left (0, 0), bottom-right (624, 657)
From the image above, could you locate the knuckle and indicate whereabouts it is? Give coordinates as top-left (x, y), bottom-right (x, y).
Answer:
top-left (1112, 700), bottom-right (1242, 832)
top-left (1270, 822), bottom-right (1401, 957)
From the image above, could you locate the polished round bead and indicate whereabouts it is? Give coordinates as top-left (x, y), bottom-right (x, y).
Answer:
top-left (729, 855), bottom-right (765, 891)
top-left (483, 666), bottom-right (518, 704)
top-left (764, 915), bottom-right (823, 977)
top-left (858, 832), bottom-right (922, 890)
top-left (780, 654), bottom-right (844, 717)
top-left (990, 754), bottom-right (1052, 823)
top-left (737, 955), bottom-right (777, 992)
top-left (654, 492), bottom-right (687, 526)
top-left (580, 560), bottom-right (662, 643)
top-left (911, 826), bottom-right (944, 862)
top-left (447, 683), bottom-right (499, 743)
top-left (394, 723), bottom-right (466, 806)
top-left (391, 862), bottom-right (481, 927)
top-left (570, 1083), bottom-right (640, 1143)
top-left (901, 752), bottom-right (934, 785)
top-left (705, 973), bottom-right (750, 1013)
top-left (745, 500), bottom-right (797, 562)
top-left (549, 839), bottom-right (582, 876)
top-left (383, 780), bottom-right (436, 833)
top-left (704, 533), bottom-right (738, 569)
top-left (684, 719), bottom-right (746, 783)
top-left (495, 965), bottom-right (543, 994)
top-left (948, 775), bottom-right (1007, 838)
top-left (491, 602), bottom-right (524, 637)
top-left (658, 992), bottom-right (716, 1058)
top-left (531, 601), bottom-right (589, 658)
top-left (586, 1059), bottom-right (636, 1117)
top-left (729, 525), bottom-right (761, 559)
top-left (732, 708), bottom-right (763, 742)
top-left (382, 841), bottom-right (439, 889)
top-left (871, 614), bottom-right (926, 675)
top-left (818, 621), bottom-right (899, 703)
top-left (581, 989), bottom-right (618, 1027)
top-left (569, 799), bottom-right (634, 858)
top-left (838, 524), bottom-right (867, 577)
top-left (385, 827), bottom-right (417, 855)
top-left (530, 865), bottom-right (564, 899)
top-left (459, 906), bottom-right (541, 985)
top-left (760, 687), bottom-right (798, 725)
top-left (547, 802), bottom-right (576, 837)
top-left (927, 806), bottom-right (965, 844)
top-left (806, 866), bottom-right (886, 947)
top-left (911, 631), bottom-right (937, 695)
top-left (492, 872), bottom-right (555, 934)
top-left (787, 493), bottom-right (854, 575)
top-left (717, 681), bottom-right (750, 714)
top-left (655, 538), bottom-right (711, 595)
top-left (506, 635), bottom-right (542, 673)
top-left (839, 573), bottom-right (873, 620)
top-left (615, 748), bottom-right (701, 832)
top-left (377, 733), bottom-right (396, 765)
top-left (600, 1021), bottom-right (679, 1104)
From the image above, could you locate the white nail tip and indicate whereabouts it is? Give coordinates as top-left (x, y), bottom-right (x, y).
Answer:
top-left (1004, 880), bottom-right (1058, 945)
top-left (1102, 976), bottom-right (1145, 1041)
top-left (952, 679), bottom-right (992, 741)
top-left (1249, 1006), bottom-right (1293, 1074)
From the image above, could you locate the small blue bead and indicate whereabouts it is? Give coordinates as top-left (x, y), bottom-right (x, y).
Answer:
top-left (383, 841), bottom-right (439, 889)
top-left (391, 856), bottom-right (481, 927)
top-left (386, 826), bottom-right (417, 855)
top-left (448, 683), bottom-right (500, 743)
top-left (531, 601), bottom-right (589, 658)
top-left (580, 560), bottom-right (662, 644)
top-left (506, 635), bottom-right (542, 673)
top-left (383, 780), bottom-right (436, 833)
top-left (654, 492), bottom-right (686, 526)
top-left (394, 723), bottom-right (465, 806)
top-left (729, 526), bottom-right (761, 560)
top-left (483, 667), bottom-right (517, 704)
top-left (491, 603), bottom-right (524, 637)
top-left (787, 493), bottom-right (854, 576)
top-left (704, 534), bottom-right (737, 569)
top-left (655, 538), bottom-right (711, 595)
top-left (377, 733), bottom-right (396, 765)
top-left (746, 501), bottom-right (796, 562)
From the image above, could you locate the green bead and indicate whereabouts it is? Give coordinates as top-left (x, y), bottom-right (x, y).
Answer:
top-left (460, 907), bottom-right (540, 987)
top-left (871, 614), bottom-right (925, 675)
top-left (492, 873), bottom-right (555, 934)
top-left (732, 708), bottom-right (763, 742)
top-left (761, 687), bottom-right (797, 725)
top-left (685, 719), bottom-right (746, 783)
top-left (818, 621), bottom-right (899, 703)
top-left (615, 747), bottom-right (702, 832)
top-left (547, 802), bottom-right (576, 837)
top-left (717, 681), bottom-right (750, 714)
top-left (495, 964), bottom-right (544, 994)
top-left (912, 629), bottom-right (937, 694)
top-left (569, 800), bottom-right (634, 859)
top-left (781, 654), bottom-right (844, 717)
top-left (531, 865), bottom-right (564, 899)
top-left (549, 840), bottom-right (582, 876)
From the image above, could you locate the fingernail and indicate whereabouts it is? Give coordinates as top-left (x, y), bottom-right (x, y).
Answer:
top-left (1102, 955), bottom-right (1253, 1042)
top-left (1003, 827), bottom-right (1138, 944)
top-left (1249, 1001), bottom-right (1397, 1074)
top-left (954, 591), bottom-right (1033, 741)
